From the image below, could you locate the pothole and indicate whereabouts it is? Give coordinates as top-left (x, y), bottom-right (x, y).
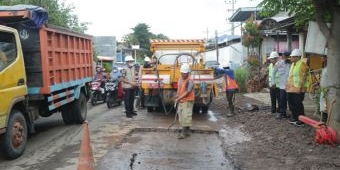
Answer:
top-left (97, 128), bottom-right (237, 170)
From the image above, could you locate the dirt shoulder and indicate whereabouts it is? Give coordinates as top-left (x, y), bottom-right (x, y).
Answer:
top-left (211, 93), bottom-right (340, 170)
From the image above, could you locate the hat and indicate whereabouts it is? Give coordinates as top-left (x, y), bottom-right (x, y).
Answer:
top-left (290, 49), bottom-right (301, 57)
top-left (180, 63), bottom-right (190, 73)
top-left (125, 55), bottom-right (134, 62)
top-left (268, 51), bottom-right (279, 59)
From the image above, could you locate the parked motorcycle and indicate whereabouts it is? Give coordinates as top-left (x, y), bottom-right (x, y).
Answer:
top-left (106, 80), bottom-right (122, 108)
top-left (90, 80), bottom-right (106, 105)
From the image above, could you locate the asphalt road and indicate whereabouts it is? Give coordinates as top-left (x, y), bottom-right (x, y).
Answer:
top-left (0, 101), bottom-right (245, 170)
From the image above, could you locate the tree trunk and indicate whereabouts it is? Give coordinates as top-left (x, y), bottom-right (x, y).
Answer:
top-left (327, 8), bottom-right (340, 134)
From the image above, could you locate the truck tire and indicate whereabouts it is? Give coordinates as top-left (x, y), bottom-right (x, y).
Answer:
top-left (0, 110), bottom-right (28, 159)
top-left (147, 107), bottom-right (153, 112)
top-left (61, 105), bottom-right (74, 125)
top-left (72, 93), bottom-right (87, 124)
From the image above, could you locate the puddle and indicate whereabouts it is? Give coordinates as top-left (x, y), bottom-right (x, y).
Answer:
top-left (208, 110), bottom-right (218, 122)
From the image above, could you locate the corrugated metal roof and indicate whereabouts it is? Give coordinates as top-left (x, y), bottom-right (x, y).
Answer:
top-left (229, 7), bottom-right (261, 22)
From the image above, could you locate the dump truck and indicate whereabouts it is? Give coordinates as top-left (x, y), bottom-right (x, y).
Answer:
top-left (140, 39), bottom-right (218, 114)
top-left (0, 5), bottom-right (93, 159)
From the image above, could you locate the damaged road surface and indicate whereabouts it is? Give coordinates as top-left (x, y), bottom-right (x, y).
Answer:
top-left (98, 129), bottom-right (234, 170)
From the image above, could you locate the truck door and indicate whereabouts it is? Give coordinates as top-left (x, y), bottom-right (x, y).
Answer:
top-left (0, 28), bottom-right (27, 129)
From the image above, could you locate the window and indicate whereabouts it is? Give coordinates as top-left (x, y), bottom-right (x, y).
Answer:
top-left (0, 31), bottom-right (17, 72)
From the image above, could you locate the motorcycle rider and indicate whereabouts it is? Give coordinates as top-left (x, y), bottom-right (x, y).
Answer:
top-left (110, 65), bottom-right (121, 84)
top-left (94, 66), bottom-right (107, 94)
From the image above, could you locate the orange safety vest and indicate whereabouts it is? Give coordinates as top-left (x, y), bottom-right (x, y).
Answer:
top-left (177, 76), bottom-right (195, 103)
top-left (224, 75), bottom-right (239, 91)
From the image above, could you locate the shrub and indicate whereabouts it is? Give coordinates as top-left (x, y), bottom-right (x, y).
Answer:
top-left (234, 67), bottom-right (249, 93)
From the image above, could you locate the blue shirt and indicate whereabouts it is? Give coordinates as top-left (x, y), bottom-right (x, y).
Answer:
top-left (215, 67), bottom-right (236, 91)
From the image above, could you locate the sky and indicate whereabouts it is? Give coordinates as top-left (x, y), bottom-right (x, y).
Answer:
top-left (65, 0), bottom-right (261, 41)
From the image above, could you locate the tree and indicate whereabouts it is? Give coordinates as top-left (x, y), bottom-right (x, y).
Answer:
top-left (122, 23), bottom-right (169, 61)
top-left (259, 0), bottom-right (340, 133)
top-left (0, 0), bottom-right (88, 33)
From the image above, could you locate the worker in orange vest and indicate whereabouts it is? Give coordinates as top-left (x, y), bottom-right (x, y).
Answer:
top-left (174, 63), bottom-right (195, 139)
top-left (215, 62), bottom-right (239, 117)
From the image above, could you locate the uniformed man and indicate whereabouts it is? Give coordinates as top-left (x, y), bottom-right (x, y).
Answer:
top-left (121, 55), bottom-right (138, 118)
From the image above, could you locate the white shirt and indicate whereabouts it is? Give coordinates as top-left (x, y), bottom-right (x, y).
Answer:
top-left (272, 59), bottom-right (291, 90)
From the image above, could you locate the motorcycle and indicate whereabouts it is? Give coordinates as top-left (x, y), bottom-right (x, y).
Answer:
top-left (90, 80), bottom-right (106, 105)
top-left (106, 80), bottom-right (122, 108)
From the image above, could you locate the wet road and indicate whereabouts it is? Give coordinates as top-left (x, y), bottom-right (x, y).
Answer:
top-left (0, 102), bottom-right (249, 170)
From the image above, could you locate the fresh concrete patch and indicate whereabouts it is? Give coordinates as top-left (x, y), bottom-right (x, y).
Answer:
top-left (97, 128), bottom-right (236, 170)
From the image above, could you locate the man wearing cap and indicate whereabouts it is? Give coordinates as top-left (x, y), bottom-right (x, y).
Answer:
top-left (175, 63), bottom-right (195, 139)
top-left (268, 51), bottom-right (280, 115)
top-left (272, 51), bottom-right (291, 119)
top-left (286, 49), bottom-right (309, 126)
top-left (121, 55), bottom-right (138, 118)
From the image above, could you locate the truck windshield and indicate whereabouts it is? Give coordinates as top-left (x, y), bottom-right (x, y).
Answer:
top-left (155, 51), bottom-right (200, 65)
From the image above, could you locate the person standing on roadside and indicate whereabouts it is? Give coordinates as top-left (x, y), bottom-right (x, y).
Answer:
top-left (268, 51), bottom-right (280, 115)
top-left (215, 62), bottom-right (238, 117)
top-left (121, 55), bottom-right (138, 118)
top-left (286, 49), bottom-right (309, 127)
top-left (272, 51), bottom-right (291, 119)
top-left (313, 55), bottom-right (329, 123)
top-left (175, 63), bottom-right (194, 139)
top-left (136, 56), bottom-right (153, 109)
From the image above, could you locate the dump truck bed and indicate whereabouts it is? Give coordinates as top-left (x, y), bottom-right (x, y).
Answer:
top-left (0, 5), bottom-right (93, 95)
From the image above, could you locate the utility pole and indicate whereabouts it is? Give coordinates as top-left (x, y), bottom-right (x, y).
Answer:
top-left (225, 0), bottom-right (236, 35)
top-left (215, 30), bottom-right (219, 62)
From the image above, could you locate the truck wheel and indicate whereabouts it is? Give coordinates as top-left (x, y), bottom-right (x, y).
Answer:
top-left (0, 110), bottom-right (28, 159)
top-left (193, 105), bottom-right (199, 113)
top-left (61, 105), bottom-right (74, 125)
top-left (147, 107), bottom-right (153, 112)
top-left (201, 105), bottom-right (209, 114)
top-left (73, 93), bottom-right (87, 124)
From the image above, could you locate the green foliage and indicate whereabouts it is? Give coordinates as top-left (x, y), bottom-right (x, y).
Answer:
top-left (0, 0), bottom-right (88, 33)
top-left (241, 21), bottom-right (262, 48)
top-left (122, 23), bottom-right (169, 61)
top-left (234, 67), bottom-right (249, 93)
top-left (258, 0), bottom-right (335, 27)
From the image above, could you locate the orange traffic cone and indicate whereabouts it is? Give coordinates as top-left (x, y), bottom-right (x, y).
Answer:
top-left (77, 121), bottom-right (95, 170)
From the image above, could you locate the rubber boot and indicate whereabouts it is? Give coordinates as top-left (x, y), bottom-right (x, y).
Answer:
top-left (226, 104), bottom-right (234, 117)
top-left (177, 127), bottom-right (186, 139)
top-left (184, 127), bottom-right (191, 137)
top-left (321, 112), bottom-right (328, 123)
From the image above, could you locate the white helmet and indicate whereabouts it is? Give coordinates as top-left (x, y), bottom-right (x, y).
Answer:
top-left (268, 51), bottom-right (279, 59)
top-left (221, 62), bottom-right (230, 68)
top-left (144, 56), bottom-right (150, 62)
top-left (125, 55), bottom-right (134, 62)
top-left (180, 63), bottom-right (190, 73)
top-left (290, 49), bottom-right (301, 57)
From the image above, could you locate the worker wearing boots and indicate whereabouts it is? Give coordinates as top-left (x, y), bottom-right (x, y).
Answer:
top-left (215, 62), bottom-right (238, 117)
top-left (175, 63), bottom-right (194, 139)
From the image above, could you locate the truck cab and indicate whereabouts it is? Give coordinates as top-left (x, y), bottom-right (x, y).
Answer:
top-left (0, 25), bottom-right (28, 159)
